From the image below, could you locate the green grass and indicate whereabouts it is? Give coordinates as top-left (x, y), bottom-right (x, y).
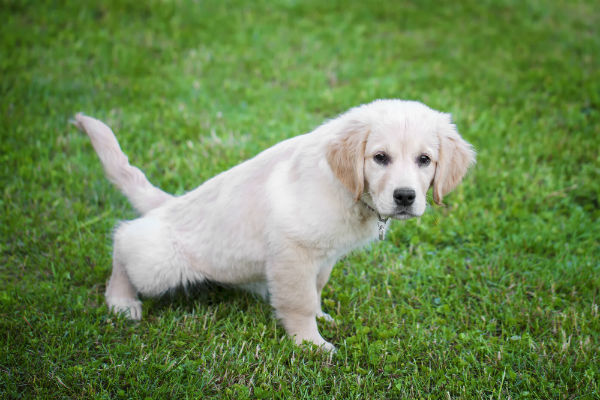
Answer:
top-left (1, 0), bottom-right (599, 398)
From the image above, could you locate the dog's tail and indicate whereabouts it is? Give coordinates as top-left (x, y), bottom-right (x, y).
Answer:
top-left (73, 113), bottom-right (173, 215)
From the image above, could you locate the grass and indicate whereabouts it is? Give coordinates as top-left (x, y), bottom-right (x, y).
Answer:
top-left (1, 0), bottom-right (599, 398)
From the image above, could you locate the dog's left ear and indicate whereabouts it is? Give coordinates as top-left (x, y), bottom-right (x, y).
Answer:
top-left (326, 121), bottom-right (370, 201)
top-left (432, 114), bottom-right (476, 205)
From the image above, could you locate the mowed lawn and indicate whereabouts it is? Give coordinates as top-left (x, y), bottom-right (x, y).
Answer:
top-left (1, 0), bottom-right (599, 398)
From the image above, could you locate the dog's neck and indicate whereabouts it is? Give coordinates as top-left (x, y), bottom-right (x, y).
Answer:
top-left (359, 197), bottom-right (389, 241)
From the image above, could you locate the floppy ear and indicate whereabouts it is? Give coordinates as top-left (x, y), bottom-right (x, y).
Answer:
top-left (432, 114), bottom-right (476, 205)
top-left (326, 121), bottom-right (370, 201)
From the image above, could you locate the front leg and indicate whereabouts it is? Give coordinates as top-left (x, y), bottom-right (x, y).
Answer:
top-left (267, 248), bottom-right (335, 351)
top-left (316, 261), bottom-right (335, 323)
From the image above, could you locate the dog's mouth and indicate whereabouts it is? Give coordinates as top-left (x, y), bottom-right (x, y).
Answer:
top-left (364, 199), bottom-right (418, 221)
top-left (393, 210), bottom-right (417, 220)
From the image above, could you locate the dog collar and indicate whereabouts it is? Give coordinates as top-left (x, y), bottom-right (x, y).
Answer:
top-left (360, 201), bottom-right (389, 240)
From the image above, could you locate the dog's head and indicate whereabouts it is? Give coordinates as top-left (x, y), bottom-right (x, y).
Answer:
top-left (326, 100), bottom-right (476, 219)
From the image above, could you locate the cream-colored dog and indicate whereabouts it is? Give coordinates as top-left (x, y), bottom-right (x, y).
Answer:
top-left (75, 99), bottom-right (475, 351)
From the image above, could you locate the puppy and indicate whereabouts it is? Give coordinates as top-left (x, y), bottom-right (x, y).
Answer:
top-left (75, 99), bottom-right (475, 351)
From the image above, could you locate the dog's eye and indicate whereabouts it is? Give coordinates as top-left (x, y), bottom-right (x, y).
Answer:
top-left (417, 154), bottom-right (431, 167)
top-left (374, 152), bottom-right (390, 165)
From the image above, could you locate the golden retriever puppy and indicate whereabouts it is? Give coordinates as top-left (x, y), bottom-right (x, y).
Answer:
top-left (75, 99), bottom-right (475, 351)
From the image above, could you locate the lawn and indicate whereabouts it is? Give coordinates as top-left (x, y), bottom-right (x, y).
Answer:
top-left (1, 0), bottom-right (599, 398)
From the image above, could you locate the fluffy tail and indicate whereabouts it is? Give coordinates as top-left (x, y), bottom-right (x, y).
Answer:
top-left (73, 113), bottom-right (173, 215)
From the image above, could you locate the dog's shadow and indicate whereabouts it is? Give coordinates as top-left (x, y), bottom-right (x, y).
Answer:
top-left (141, 281), bottom-right (267, 320)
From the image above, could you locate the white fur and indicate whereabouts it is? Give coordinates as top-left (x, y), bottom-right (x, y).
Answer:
top-left (75, 99), bottom-right (475, 351)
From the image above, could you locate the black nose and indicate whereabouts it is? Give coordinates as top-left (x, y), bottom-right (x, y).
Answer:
top-left (393, 188), bottom-right (416, 207)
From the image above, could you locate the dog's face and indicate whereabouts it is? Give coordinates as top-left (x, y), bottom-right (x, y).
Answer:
top-left (327, 100), bottom-right (475, 219)
top-left (363, 121), bottom-right (438, 219)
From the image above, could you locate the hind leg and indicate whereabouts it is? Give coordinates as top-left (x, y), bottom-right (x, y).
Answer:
top-left (105, 257), bottom-right (142, 320)
top-left (106, 217), bottom-right (204, 320)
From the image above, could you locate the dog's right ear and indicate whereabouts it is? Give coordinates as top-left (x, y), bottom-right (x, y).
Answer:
top-left (326, 121), bottom-right (370, 201)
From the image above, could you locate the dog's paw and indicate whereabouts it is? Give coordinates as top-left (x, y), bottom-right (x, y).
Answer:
top-left (298, 337), bottom-right (337, 353)
top-left (316, 311), bottom-right (335, 324)
top-left (319, 341), bottom-right (337, 353)
top-left (107, 297), bottom-right (142, 320)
